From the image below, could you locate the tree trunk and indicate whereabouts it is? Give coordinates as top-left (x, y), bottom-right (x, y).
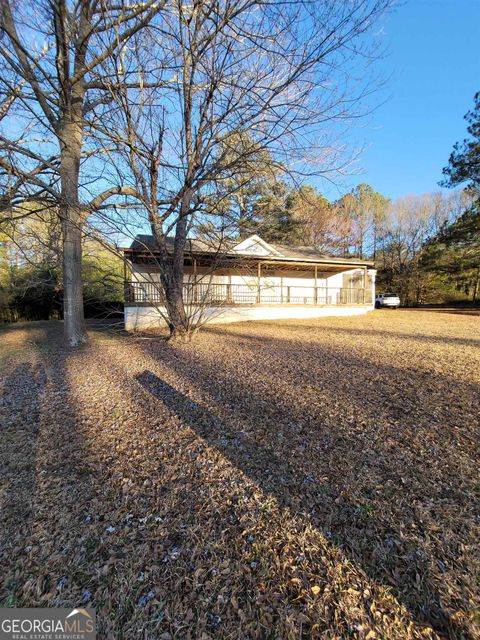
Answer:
top-left (164, 284), bottom-right (188, 338)
top-left (62, 213), bottom-right (85, 346)
top-left (151, 193), bottom-right (192, 339)
top-left (60, 121), bottom-right (86, 347)
top-left (166, 210), bottom-right (190, 338)
top-left (151, 231), bottom-right (189, 339)
top-left (473, 268), bottom-right (479, 303)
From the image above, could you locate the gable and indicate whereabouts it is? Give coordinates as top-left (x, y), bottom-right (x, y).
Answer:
top-left (231, 235), bottom-right (282, 256)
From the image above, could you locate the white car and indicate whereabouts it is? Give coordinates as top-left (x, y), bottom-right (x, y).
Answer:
top-left (375, 293), bottom-right (400, 309)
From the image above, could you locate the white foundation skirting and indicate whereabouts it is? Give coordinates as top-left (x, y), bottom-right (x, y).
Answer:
top-left (124, 304), bottom-right (373, 331)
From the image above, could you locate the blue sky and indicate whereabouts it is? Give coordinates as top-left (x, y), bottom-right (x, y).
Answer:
top-left (327, 0), bottom-right (480, 201)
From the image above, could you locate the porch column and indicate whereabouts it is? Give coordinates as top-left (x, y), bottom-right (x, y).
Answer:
top-left (257, 262), bottom-right (261, 303)
top-left (363, 266), bottom-right (367, 304)
top-left (314, 265), bottom-right (318, 304)
top-left (193, 258), bottom-right (198, 303)
top-left (123, 258), bottom-right (129, 302)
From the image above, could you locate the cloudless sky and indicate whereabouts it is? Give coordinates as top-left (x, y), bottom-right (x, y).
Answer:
top-left (326, 0), bottom-right (480, 201)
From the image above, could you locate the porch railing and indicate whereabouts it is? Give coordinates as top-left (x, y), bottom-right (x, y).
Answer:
top-left (125, 281), bottom-right (371, 306)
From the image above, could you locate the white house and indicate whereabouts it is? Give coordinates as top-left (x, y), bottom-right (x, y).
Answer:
top-left (123, 234), bottom-right (376, 330)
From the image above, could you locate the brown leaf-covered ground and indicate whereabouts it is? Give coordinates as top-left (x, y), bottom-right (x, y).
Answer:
top-left (0, 311), bottom-right (479, 639)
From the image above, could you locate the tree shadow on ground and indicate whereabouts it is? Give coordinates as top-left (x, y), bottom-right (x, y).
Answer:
top-left (2, 321), bottom-right (477, 638)
top-left (235, 320), bottom-right (479, 349)
top-left (0, 320), bottom-right (61, 334)
top-left (0, 326), bottom-right (110, 619)
top-left (133, 328), bottom-right (479, 639)
top-left (0, 361), bottom-right (46, 604)
top-left (400, 308), bottom-right (480, 317)
top-left (1, 324), bottom-right (241, 637)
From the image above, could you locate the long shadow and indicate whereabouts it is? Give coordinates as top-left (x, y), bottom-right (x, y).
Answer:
top-left (401, 308), bottom-right (480, 317)
top-left (0, 325), bottom-right (164, 637)
top-left (133, 331), bottom-right (479, 639)
top-left (3, 320), bottom-right (476, 637)
top-left (19, 325), bottom-right (137, 638)
top-left (0, 320), bottom-right (61, 334)
top-left (0, 326), bottom-right (108, 621)
top-left (200, 325), bottom-right (480, 449)
top-left (217, 320), bottom-right (479, 349)
top-left (0, 361), bottom-right (46, 602)
top-left (1, 325), bottom-right (230, 637)
top-left (136, 371), bottom-right (301, 507)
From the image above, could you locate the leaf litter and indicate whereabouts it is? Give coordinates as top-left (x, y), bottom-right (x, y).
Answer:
top-left (0, 312), bottom-right (478, 639)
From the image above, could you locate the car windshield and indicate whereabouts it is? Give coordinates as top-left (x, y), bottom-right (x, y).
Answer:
top-left (383, 293), bottom-right (398, 298)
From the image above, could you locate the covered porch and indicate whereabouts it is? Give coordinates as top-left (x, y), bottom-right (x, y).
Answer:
top-left (124, 279), bottom-right (371, 306)
top-left (122, 234), bottom-right (375, 330)
top-left (124, 255), bottom-right (374, 308)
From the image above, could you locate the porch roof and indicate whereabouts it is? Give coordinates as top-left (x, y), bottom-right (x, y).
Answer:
top-left (123, 234), bottom-right (375, 270)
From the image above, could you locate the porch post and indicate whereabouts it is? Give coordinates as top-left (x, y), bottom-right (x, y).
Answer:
top-left (314, 265), bottom-right (318, 304)
top-left (123, 257), bottom-right (128, 302)
top-left (190, 258), bottom-right (196, 303)
top-left (257, 262), bottom-right (261, 303)
top-left (363, 266), bottom-right (367, 304)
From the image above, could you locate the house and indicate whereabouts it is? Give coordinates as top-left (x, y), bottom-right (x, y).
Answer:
top-left (123, 234), bottom-right (376, 330)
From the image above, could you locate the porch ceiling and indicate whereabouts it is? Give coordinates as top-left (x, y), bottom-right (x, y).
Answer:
top-left (257, 261), bottom-right (356, 275)
top-left (126, 251), bottom-right (372, 273)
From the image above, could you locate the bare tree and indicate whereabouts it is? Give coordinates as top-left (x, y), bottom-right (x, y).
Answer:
top-left (0, 0), bottom-right (166, 345)
top-left (94, 0), bottom-right (392, 338)
top-left (376, 191), bottom-right (471, 305)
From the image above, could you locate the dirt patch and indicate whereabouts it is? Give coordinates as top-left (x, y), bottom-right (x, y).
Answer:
top-left (0, 311), bottom-right (479, 639)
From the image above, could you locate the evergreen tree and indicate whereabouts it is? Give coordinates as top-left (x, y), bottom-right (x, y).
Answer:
top-left (442, 92), bottom-right (480, 194)
top-left (422, 204), bottom-right (480, 302)
top-left (429, 92), bottom-right (480, 302)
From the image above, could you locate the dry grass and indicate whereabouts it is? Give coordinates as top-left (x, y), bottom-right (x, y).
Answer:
top-left (0, 310), bottom-right (479, 639)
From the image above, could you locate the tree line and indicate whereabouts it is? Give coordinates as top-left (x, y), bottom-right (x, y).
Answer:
top-left (1, 174), bottom-right (476, 323)
top-left (0, 2), bottom-right (478, 341)
top-left (203, 177), bottom-right (478, 306)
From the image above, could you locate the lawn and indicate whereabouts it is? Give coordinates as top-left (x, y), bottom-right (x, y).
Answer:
top-left (0, 311), bottom-right (478, 639)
